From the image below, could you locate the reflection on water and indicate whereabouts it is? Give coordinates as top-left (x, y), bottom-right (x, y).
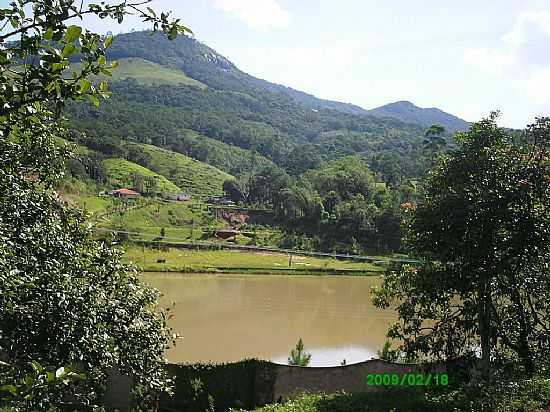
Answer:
top-left (272, 346), bottom-right (376, 367)
top-left (141, 273), bottom-right (397, 367)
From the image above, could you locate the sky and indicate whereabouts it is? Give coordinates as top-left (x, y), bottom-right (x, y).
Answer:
top-left (7, 0), bottom-right (550, 128)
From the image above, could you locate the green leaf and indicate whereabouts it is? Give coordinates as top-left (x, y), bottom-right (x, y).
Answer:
top-left (44, 28), bottom-right (54, 41)
top-left (46, 371), bottom-right (55, 383)
top-left (65, 25), bottom-right (82, 43)
top-left (104, 35), bottom-right (114, 49)
top-left (24, 374), bottom-right (34, 386)
top-left (99, 81), bottom-right (109, 92)
top-left (88, 94), bottom-right (100, 108)
top-left (61, 43), bottom-right (75, 58)
top-left (79, 79), bottom-right (91, 93)
top-left (0, 384), bottom-right (17, 396)
top-left (55, 367), bottom-right (65, 378)
top-left (168, 26), bottom-right (178, 41)
top-left (99, 68), bottom-right (112, 77)
top-left (98, 55), bottom-right (106, 65)
top-left (52, 62), bottom-right (65, 73)
top-left (147, 7), bottom-right (156, 17)
top-left (30, 361), bottom-right (43, 373)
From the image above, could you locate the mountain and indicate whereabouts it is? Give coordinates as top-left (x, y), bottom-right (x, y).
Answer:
top-left (367, 101), bottom-right (470, 132)
top-left (106, 31), bottom-right (369, 116)
top-left (66, 31), bottom-right (435, 183)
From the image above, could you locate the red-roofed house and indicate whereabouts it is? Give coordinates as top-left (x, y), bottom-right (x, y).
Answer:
top-left (110, 188), bottom-right (141, 199)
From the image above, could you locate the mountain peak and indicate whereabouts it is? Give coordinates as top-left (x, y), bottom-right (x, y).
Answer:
top-left (367, 101), bottom-right (469, 132)
top-left (107, 31), bottom-right (468, 130)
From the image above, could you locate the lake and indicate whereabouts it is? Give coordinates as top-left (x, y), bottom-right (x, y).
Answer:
top-left (142, 273), bottom-right (397, 367)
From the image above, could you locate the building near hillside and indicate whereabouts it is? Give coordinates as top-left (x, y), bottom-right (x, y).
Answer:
top-left (207, 196), bottom-right (235, 206)
top-left (110, 188), bottom-right (141, 198)
top-left (170, 193), bottom-right (191, 202)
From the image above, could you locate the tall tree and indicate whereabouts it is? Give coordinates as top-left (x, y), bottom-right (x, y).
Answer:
top-left (374, 113), bottom-right (550, 379)
top-left (423, 124), bottom-right (447, 166)
top-left (0, 1), bottom-right (189, 409)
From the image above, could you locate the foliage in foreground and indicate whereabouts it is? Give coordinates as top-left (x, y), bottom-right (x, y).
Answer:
top-left (0, 0), bottom-right (189, 410)
top-left (374, 114), bottom-right (550, 377)
top-left (238, 377), bottom-right (550, 412)
top-left (0, 362), bottom-right (89, 411)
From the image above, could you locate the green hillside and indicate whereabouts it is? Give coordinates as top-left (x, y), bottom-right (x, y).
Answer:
top-left (102, 158), bottom-right (181, 193)
top-left (105, 57), bottom-right (206, 88)
top-left (67, 30), bottom-right (433, 182)
top-left (126, 143), bottom-right (233, 197)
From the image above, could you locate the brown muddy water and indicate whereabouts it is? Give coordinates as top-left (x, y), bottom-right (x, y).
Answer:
top-left (141, 273), bottom-right (397, 367)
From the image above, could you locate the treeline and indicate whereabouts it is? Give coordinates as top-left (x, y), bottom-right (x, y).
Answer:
top-left (67, 82), bottom-right (433, 181)
top-left (64, 31), bottom-right (446, 182)
top-left (224, 156), bottom-right (414, 253)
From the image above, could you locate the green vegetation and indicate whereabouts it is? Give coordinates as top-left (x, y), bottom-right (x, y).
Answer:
top-left (67, 30), bottom-right (436, 182)
top-left (288, 339), bottom-right (312, 366)
top-left (99, 57), bottom-right (206, 87)
top-left (102, 157), bottom-right (181, 193)
top-left (367, 100), bottom-right (470, 132)
top-left (2, 0), bottom-right (548, 410)
top-left (240, 379), bottom-right (550, 412)
top-left (123, 247), bottom-right (384, 274)
top-left (0, 1), bottom-right (190, 410)
top-left (126, 142), bottom-right (232, 197)
top-left (226, 156), bottom-right (403, 254)
top-left (374, 114), bottom-right (550, 377)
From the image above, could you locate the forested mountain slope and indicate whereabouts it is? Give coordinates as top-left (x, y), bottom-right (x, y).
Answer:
top-left (68, 31), bottom-right (440, 180)
top-left (107, 31), bottom-right (370, 115)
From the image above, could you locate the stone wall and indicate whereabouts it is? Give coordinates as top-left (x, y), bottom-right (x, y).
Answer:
top-left (106, 359), bottom-right (445, 411)
top-left (255, 359), bottom-right (445, 405)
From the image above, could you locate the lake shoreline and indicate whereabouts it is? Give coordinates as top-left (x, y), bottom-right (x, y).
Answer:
top-left (139, 267), bottom-right (383, 276)
top-left (125, 246), bottom-right (391, 275)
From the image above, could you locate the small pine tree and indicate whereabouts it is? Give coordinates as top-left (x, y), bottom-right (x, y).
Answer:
top-left (288, 338), bottom-right (312, 367)
top-left (377, 341), bottom-right (401, 362)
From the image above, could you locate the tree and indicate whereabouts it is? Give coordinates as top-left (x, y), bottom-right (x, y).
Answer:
top-left (423, 124), bottom-right (447, 166)
top-left (223, 179), bottom-right (246, 203)
top-left (374, 113), bottom-right (550, 379)
top-left (0, 1), bottom-right (189, 409)
top-left (288, 339), bottom-right (312, 367)
top-left (377, 341), bottom-right (401, 362)
top-left (247, 166), bottom-right (291, 206)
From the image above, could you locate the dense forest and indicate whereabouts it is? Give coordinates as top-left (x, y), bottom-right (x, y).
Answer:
top-left (67, 31), bottom-right (448, 178)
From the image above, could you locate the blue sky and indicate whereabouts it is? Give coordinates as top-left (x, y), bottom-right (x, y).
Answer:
top-left (6, 1), bottom-right (550, 128)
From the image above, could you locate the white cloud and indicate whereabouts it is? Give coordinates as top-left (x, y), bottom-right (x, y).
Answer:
top-left (462, 47), bottom-right (513, 75)
top-left (463, 10), bottom-right (550, 106)
top-left (224, 42), bottom-right (367, 102)
top-left (213, 0), bottom-right (290, 30)
top-left (502, 11), bottom-right (550, 49)
top-left (524, 66), bottom-right (550, 104)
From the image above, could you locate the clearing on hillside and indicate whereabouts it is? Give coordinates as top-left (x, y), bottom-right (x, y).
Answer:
top-left (102, 158), bottom-right (181, 194)
top-left (126, 142), bottom-right (233, 197)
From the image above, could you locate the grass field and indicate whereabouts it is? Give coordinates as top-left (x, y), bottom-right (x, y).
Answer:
top-left (102, 158), bottom-right (181, 193)
top-left (81, 57), bottom-right (207, 88)
top-left (103, 200), bottom-right (222, 240)
top-left (122, 246), bottom-right (385, 274)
